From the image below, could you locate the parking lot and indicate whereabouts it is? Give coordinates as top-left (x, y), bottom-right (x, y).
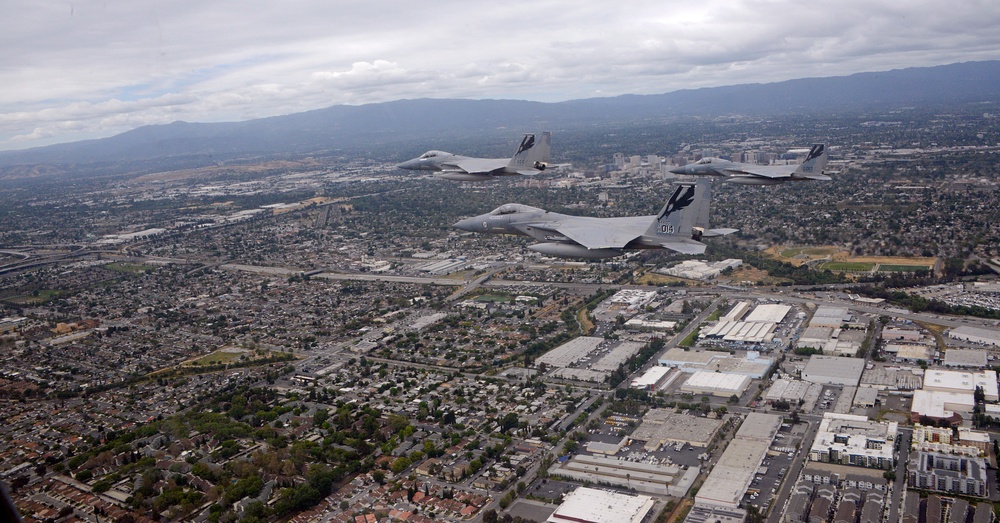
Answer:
top-left (742, 422), bottom-right (800, 511)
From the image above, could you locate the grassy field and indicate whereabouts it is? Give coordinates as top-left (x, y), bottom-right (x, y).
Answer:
top-left (768, 245), bottom-right (938, 275)
top-left (4, 289), bottom-right (63, 304)
top-left (183, 350), bottom-right (249, 366)
top-left (577, 309), bottom-right (594, 335)
top-left (473, 293), bottom-right (512, 303)
top-left (105, 262), bottom-right (152, 274)
top-left (820, 261), bottom-right (875, 271)
top-left (780, 246), bottom-right (839, 257)
top-left (877, 264), bottom-right (932, 272)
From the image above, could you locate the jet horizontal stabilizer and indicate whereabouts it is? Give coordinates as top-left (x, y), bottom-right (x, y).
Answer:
top-left (699, 228), bottom-right (739, 238)
top-left (798, 173), bottom-right (832, 181)
top-left (661, 240), bottom-right (707, 255)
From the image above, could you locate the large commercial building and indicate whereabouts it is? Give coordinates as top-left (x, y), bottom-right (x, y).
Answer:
top-left (537, 336), bottom-right (603, 367)
top-left (809, 306), bottom-right (850, 328)
top-left (698, 303), bottom-right (790, 345)
top-left (659, 259), bottom-right (742, 280)
top-left (681, 371), bottom-right (752, 397)
top-left (809, 413), bottom-right (898, 469)
top-left (630, 409), bottom-right (724, 450)
top-left (546, 487), bottom-right (656, 523)
top-left (948, 326), bottom-right (1000, 347)
top-left (766, 378), bottom-right (820, 403)
top-left (943, 348), bottom-right (988, 368)
top-left (605, 290), bottom-right (658, 311)
top-left (913, 369), bottom-right (1000, 426)
top-left (552, 453), bottom-right (698, 497)
top-left (658, 348), bottom-right (773, 379)
top-left (801, 355), bottom-right (866, 386)
top-left (911, 390), bottom-right (975, 426)
top-left (745, 304), bottom-right (792, 323)
top-left (695, 413), bottom-right (782, 511)
top-left (629, 366), bottom-right (678, 391)
top-left (923, 369), bottom-right (999, 401)
top-left (795, 326), bottom-right (865, 357)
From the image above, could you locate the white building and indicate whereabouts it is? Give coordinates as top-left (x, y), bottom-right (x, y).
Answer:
top-left (948, 326), bottom-right (1000, 347)
top-left (745, 304), bottom-right (792, 323)
top-left (624, 317), bottom-right (677, 331)
top-left (658, 348), bottom-right (772, 378)
top-left (944, 349), bottom-right (988, 368)
top-left (809, 413), bottom-right (898, 469)
top-left (810, 306), bottom-right (850, 328)
top-left (766, 378), bottom-right (818, 403)
top-left (923, 369), bottom-right (999, 402)
top-left (546, 487), bottom-right (655, 523)
top-left (911, 390), bottom-right (976, 425)
top-left (681, 371), bottom-right (752, 397)
top-left (696, 413), bottom-right (782, 509)
top-left (630, 366), bottom-right (677, 391)
top-left (606, 289), bottom-right (657, 310)
top-left (802, 355), bottom-right (866, 386)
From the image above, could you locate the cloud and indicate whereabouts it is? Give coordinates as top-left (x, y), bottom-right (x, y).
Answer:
top-left (2, 0), bottom-right (1000, 150)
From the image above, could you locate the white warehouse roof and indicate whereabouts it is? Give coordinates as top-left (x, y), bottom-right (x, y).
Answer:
top-left (745, 304), bottom-right (792, 323)
top-left (547, 487), bottom-right (655, 523)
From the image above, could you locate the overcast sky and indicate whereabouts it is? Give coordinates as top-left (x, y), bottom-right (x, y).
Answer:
top-left (2, 0), bottom-right (999, 151)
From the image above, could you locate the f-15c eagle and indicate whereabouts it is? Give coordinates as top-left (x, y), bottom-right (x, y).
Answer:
top-left (670, 144), bottom-right (830, 185)
top-left (453, 179), bottom-right (736, 259)
top-left (397, 132), bottom-right (551, 182)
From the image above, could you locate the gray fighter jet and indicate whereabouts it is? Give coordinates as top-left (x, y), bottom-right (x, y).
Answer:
top-left (453, 179), bottom-right (736, 259)
top-left (670, 143), bottom-right (830, 185)
top-left (397, 132), bottom-right (551, 181)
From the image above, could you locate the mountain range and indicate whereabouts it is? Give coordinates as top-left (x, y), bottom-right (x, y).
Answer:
top-left (2, 60), bottom-right (999, 169)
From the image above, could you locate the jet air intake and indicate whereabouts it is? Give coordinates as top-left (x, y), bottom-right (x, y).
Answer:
top-left (528, 243), bottom-right (622, 259)
top-left (438, 172), bottom-right (495, 182)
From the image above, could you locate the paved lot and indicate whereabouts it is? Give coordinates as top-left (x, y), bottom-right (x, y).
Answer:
top-left (507, 499), bottom-right (558, 522)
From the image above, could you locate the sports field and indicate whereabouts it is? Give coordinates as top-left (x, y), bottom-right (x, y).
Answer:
top-left (769, 245), bottom-right (937, 275)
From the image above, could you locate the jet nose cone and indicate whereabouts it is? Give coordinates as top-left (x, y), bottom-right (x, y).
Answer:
top-left (669, 166), bottom-right (687, 175)
top-left (397, 158), bottom-right (419, 170)
top-left (453, 217), bottom-right (482, 232)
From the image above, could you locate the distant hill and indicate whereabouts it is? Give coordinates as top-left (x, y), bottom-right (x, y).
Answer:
top-left (2, 60), bottom-right (1000, 169)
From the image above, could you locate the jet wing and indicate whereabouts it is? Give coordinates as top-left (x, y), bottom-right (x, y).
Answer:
top-left (555, 217), bottom-right (649, 249)
top-left (445, 157), bottom-right (509, 175)
top-left (558, 226), bottom-right (640, 249)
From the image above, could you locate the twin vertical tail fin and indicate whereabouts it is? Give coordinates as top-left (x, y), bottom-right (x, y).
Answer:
top-left (646, 179), bottom-right (706, 239)
top-left (794, 143), bottom-right (830, 180)
top-left (645, 178), bottom-right (735, 246)
top-left (509, 131), bottom-right (551, 173)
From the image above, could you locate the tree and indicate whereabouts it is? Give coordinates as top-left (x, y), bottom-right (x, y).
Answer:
top-left (500, 412), bottom-right (520, 434)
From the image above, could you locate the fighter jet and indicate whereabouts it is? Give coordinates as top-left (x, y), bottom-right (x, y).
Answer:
top-left (670, 143), bottom-right (830, 185)
top-left (397, 132), bottom-right (551, 181)
top-left (453, 179), bottom-right (736, 259)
